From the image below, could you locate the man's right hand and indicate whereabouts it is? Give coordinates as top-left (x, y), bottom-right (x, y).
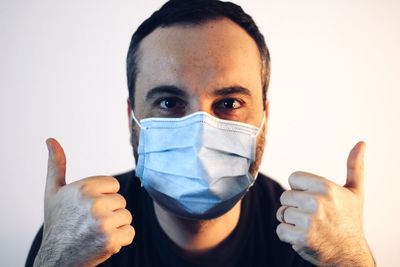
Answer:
top-left (33, 138), bottom-right (135, 267)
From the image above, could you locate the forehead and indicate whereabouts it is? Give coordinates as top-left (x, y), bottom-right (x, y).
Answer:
top-left (135, 18), bottom-right (262, 97)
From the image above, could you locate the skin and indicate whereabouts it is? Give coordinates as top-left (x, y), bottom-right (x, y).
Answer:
top-left (128, 18), bottom-right (375, 265)
top-left (33, 139), bottom-right (135, 267)
top-left (33, 17), bottom-right (375, 267)
top-left (128, 18), bottom-right (267, 253)
top-left (276, 142), bottom-right (375, 266)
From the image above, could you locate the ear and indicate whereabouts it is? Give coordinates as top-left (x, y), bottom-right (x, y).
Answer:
top-left (264, 98), bottom-right (269, 117)
top-left (263, 98), bottom-right (270, 130)
top-left (127, 98), bottom-right (133, 135)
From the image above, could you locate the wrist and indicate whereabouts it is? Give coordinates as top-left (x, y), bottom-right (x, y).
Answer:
top-left (331, 239), bottom-right (375, 267)
top-left (33, 244), bottom-right (61, 267)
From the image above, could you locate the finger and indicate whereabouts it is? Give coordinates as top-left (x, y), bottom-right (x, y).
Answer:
top-left (280, 190), bottom-right (317, 213)
top-left (92, 194), bottom-right (127, 217)
top-left (277, 206), bottom-right (311, 229)
top-left (103, 208), bottom-right (133, 229)
top-left (102, 224), bottom-right (135, 256)
top-left (289, 171), bottom-right (334, 193)
top-left (116, 224), bottom-right (135, 247)
top-left (45, 138), bottom-right (67, 196)
top-left (276, 205), bottom-right (291, 224)
top-left (76, 176), bottom-right (120, 194)
top-left (345, 141), bottom-right (366, 194)
top-left (276, 222), bottom-right (304, 246)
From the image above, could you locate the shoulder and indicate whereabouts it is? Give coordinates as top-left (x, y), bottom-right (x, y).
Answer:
top-left (254, 172), bottom-right (286, 200)
top-left (246, 172), bottom-right (286, 220)
top-left (113, 170), bottom-right (141, 197)
top-left (113, 169), bottom-right (136, 184)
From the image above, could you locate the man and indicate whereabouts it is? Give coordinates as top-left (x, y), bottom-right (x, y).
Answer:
top-left (26, 0), bottom-right (375, 266)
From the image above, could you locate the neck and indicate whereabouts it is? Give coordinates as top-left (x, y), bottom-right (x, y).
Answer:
top-left (153, 200), bottom-right (242, 254)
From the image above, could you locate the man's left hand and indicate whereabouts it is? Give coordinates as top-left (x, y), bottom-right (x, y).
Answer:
top-left (276, 142), bottom-right (375, 266)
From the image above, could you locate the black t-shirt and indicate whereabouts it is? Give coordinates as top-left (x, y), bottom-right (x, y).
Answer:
top-left (26, 171), bottom-right (315, 267)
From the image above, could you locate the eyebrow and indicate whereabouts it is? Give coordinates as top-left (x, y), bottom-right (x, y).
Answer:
top-left (213, 86), bottom-right (252, 97)
top-left (146, 85), bottom-right (189, 101)
top-left (145, 85), bottom-right (252, 101)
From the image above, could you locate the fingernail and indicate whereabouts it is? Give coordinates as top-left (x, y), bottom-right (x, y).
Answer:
top-left (46, 139), bottom-right (52, 154)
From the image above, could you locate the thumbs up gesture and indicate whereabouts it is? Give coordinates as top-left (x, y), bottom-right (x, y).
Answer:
top-left (34, 138), bottom-right (135, 267)
top-left (276, 142), bottom-right (375, 266)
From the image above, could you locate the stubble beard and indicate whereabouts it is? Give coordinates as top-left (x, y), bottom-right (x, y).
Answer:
top-left (130, 123), bottom-right (267, 230)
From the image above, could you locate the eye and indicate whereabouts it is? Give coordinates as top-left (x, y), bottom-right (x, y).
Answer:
top-left (212, 98), bottom-right (245, 120)
top-left (215, 98), bottom-right (243, 110)
top-left (155, 97), bottom-right (187, 115)
top-left (160, 98), bottom-right (178, 109)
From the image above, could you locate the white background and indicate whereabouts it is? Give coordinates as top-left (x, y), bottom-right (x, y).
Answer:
top-left (1, 0), bottom-right (399, 266)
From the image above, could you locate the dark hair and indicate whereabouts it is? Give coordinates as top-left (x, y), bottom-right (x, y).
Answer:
top-left (126, 0), bottom-right (270, 110)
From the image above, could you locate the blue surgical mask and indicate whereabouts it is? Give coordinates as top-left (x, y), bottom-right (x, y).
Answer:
top-left (132, 111), bottom-right (264, 220)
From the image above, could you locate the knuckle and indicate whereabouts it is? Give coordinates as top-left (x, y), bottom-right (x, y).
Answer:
top-left (78, 182), bottom-right (92, 198)
top-left (306, 196), bottom-right (318, 212)
top-left (276, 224), bottom-right (284, 238)
top-left (109, 177), bottom-right (120, 191)
top-left (322, 182), bottom-right (334, 197)
top-left (97, 219), bottom-right (109, 234)
top-left (119, 209), bottom-right (133, 224)
top-left (125, 210), bottom-right (133, 224)
top-left (276, 208), bottom-right (281, 222)
top-left (90, 198), bottom-right (102, 216)
top-left (280, 191), bottom-right (288, 205)
top-left (116, 194), bottom-right (127, 208)
top-left (127, 225), bottom-right (136, 241)
top-left (288, 173), bottom-right (297, 184)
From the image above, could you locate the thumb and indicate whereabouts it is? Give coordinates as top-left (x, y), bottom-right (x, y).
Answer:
top-left (345, 141), bottom-right (366, 194)
top-left (45, 138), bottom-right (67, 196)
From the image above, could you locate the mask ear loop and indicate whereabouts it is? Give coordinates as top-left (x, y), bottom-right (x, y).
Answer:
top-left (251, 113), bottom-right (266, 180)
top-left (131, 111), bottom-right (145, 129)
top-left (255, 113), bottom-right (266, 137)
top-left (131, 111), bottom-right (145, 187)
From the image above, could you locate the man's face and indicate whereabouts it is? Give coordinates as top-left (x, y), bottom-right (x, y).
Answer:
top-left (129, 18), bottom-right (268, 176)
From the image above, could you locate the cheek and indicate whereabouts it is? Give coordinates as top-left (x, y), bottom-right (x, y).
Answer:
top-left (249, 125), bottom-right (267, 176)
top-left (256, 126), bottom-right (267, 161)
top-left (130, 126), bottom-right (140, 162)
